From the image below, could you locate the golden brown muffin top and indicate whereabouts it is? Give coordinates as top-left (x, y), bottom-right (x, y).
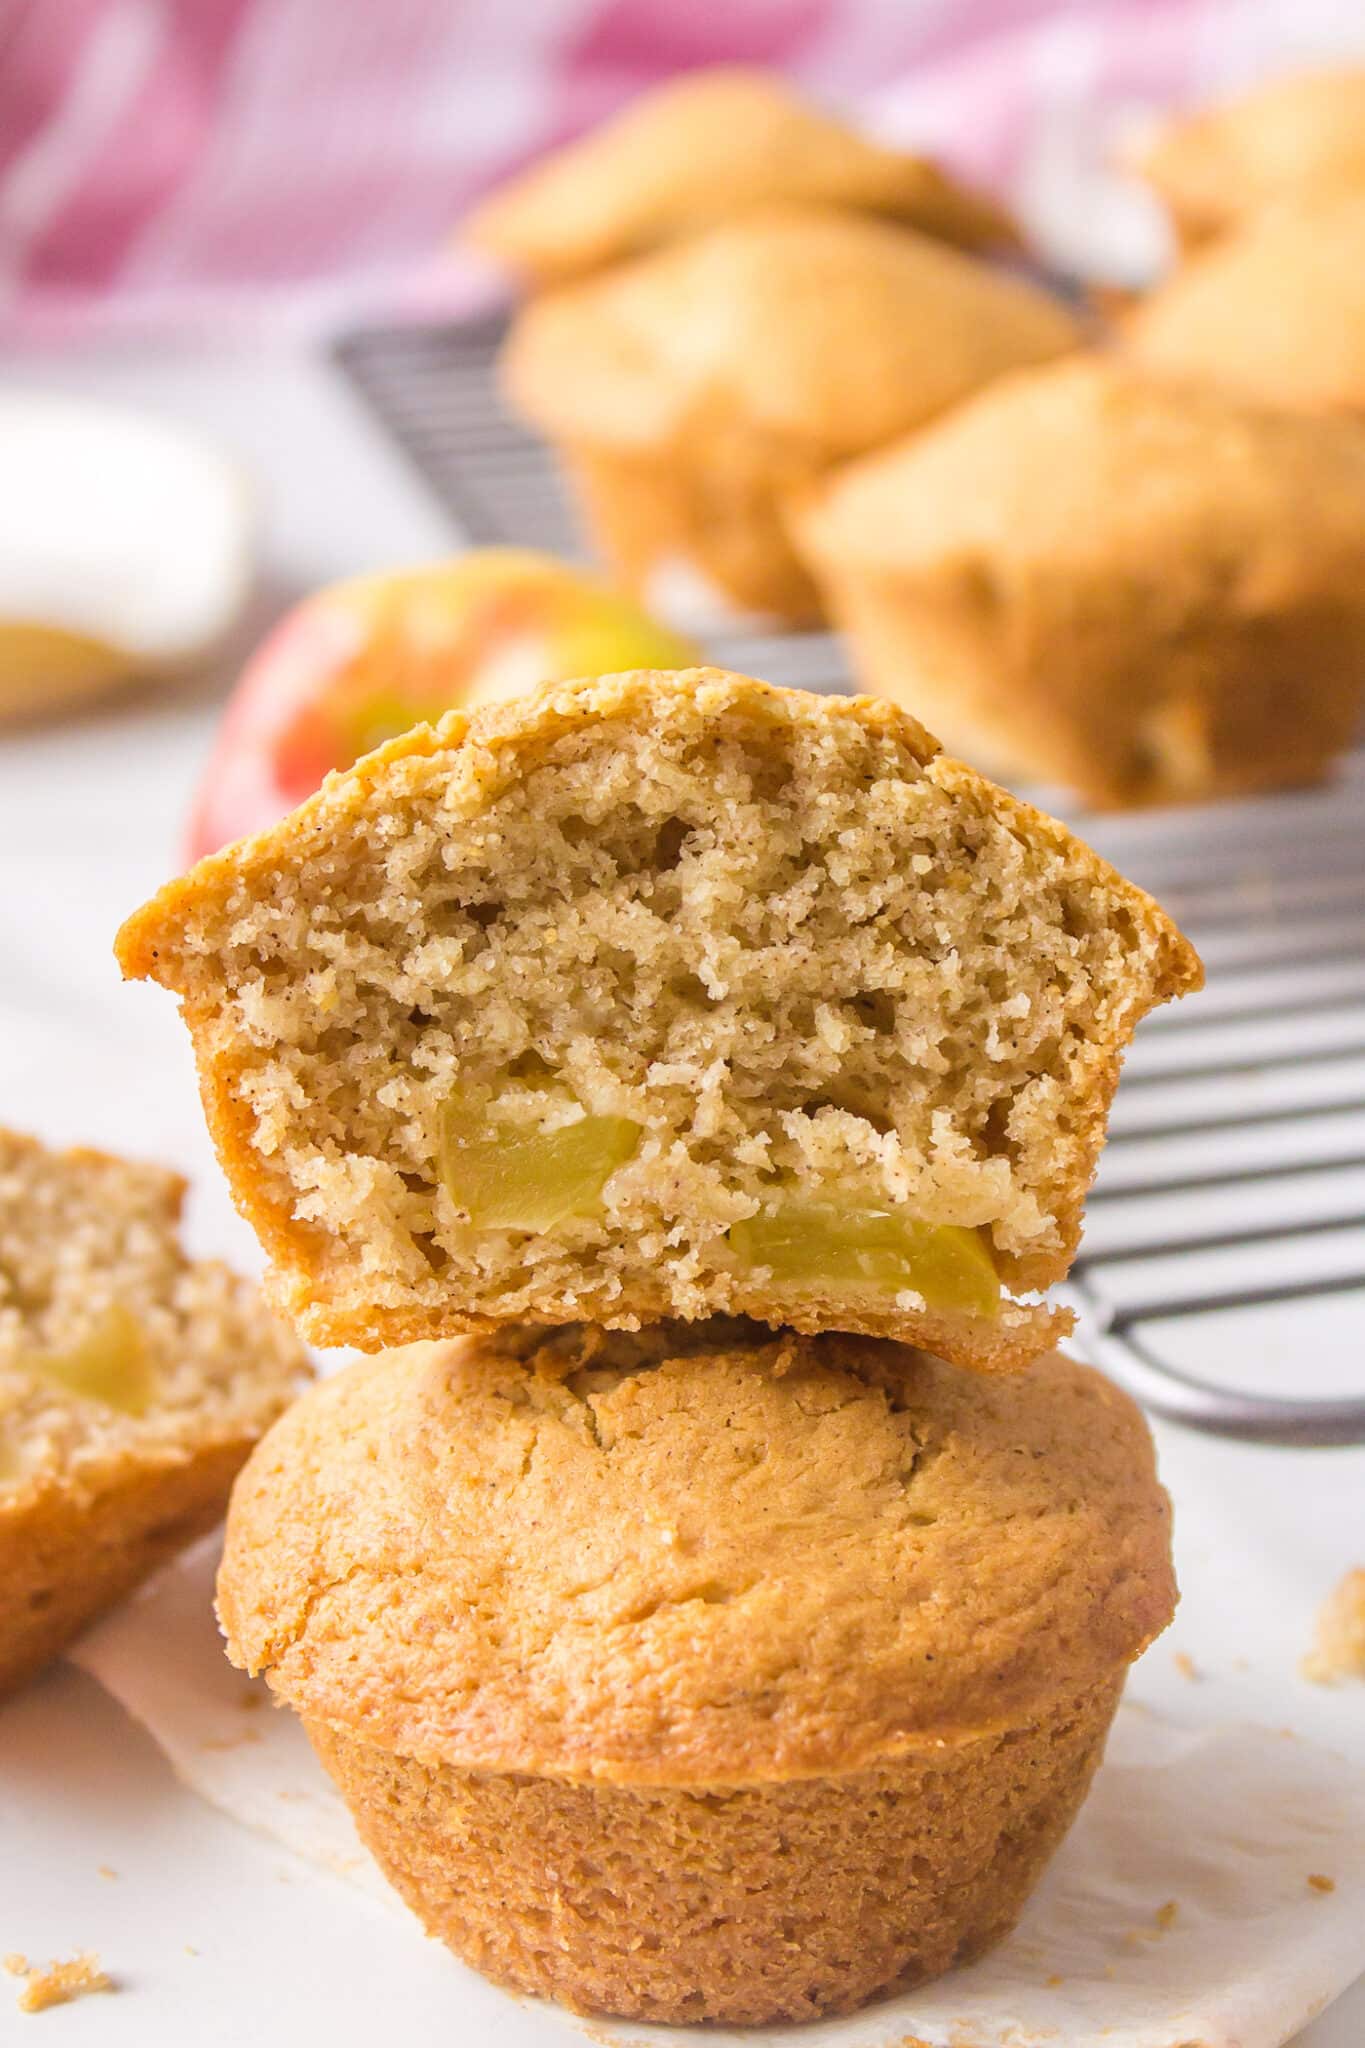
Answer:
top-left (219, 1326), bottom-right (1175, 1786)
top-left (800, 354), bottom-right (1365, 583)
top-left (465, 67), bottom-right (1018, 285)
top-left (1133, 67), bottom-right (1365, 248)
top-left (1126, 187), bottom-right (1365, 414)
top-left (502, 205), bottom-right (1080, 456)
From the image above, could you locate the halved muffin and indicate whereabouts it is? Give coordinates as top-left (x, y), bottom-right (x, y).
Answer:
top-left (799, 357), bottom-right (1365, 806)
top-left (1131, 66), bottom-right (1365, 251)
top-left (218, 1323), bottom-right (1177, 2024)
top-left (116, 670), bottom-right (1198, 1369)
top-left (501, 205), bottom-right (1080, 622)
top-left (1126, 186), bottom-right (1365, 416)
top-left (465, 66), bottom-right (1018, 287)
top-left (0, 1128), bottom-right (308, 1696)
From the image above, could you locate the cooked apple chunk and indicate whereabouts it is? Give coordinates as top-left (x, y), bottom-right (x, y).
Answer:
top-left (21, 1303), bottom-right (153, 1416)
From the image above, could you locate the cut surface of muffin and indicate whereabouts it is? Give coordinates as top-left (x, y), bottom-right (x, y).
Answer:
top-left (465, 66), bottom-right (1018, 286)
top-left (1132, 66), bottom-right (1365, 249)
top-left (502, 206), bottom-right (1080, 621)
top-left (0, 1128), bottom-right (309, 1695)
top-left (799, 358), bottom-right (1365, 805)
top-left (218, 1325), bottom-right (1175, 2022)
top-left (117, 670), bottom-right (1199, 1369)
top-left (1126, 187), bottom-right (1365, 416)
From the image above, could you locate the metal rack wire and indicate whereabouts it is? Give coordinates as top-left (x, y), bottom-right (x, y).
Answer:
top-left (334, 315), bottom-right (1365, 1445)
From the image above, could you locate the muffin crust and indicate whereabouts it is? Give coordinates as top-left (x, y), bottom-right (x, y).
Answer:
top-left (466, 67), bottom-right (1018, 285)
top-left (219, 1325), bottom-right (1173, 2023)
top-left (1133, 67), bottom-right (1365, 249)
top-left (502, 207), bottom-right (1080, 620)
top-left (220, 1325), bottom-right (1176, 1779)
top-left (1127, 187), bottom-right (1365, 417)
top-left (800, 358), bottom-right (1365, 805)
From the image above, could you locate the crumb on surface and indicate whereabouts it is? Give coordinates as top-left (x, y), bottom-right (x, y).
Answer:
top-left (1155, 1899), bottom-right (1179, 1930)
top-left (1173, 1651), bottom-right (1201, 1682)
top-left (9, 1952), bottom-right (112, 2014)
top-left (200, 1728), bottom-right (262, 1751)
top-left (96, 1866), bottom-right (117, 1881)
top-left (1308, 1874), bottom-right (1337, 1894)
top-left (1045, 1972), bottom-right (1064, 1987)
top-left (1302, 1568), bottom-right (1365, 1685)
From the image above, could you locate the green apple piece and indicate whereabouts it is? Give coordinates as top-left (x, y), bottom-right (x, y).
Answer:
top-left (730, 1201), bottom-right (1000, 1318)
top-left (24, 1303), bottom-right (154, 1414)
top-left (440, 1093), bottom-right (642, 1231)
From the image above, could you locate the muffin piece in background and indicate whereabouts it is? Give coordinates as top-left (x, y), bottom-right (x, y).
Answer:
top-left (464, 66), bottom-right (1019, 288)
top-left (0, 390), bottom-right (253, 727)
top-left (1131, 67), bottom-right (1365, 252)
top-left (501, 206), bottom-right (1081, 623)
top-left (1126, 187), bottom-right (1365, 416)
top-left (1302, 1568), bottom-right (1365, 1686)
top-left (0, 1129), bottom-right (309, 1696)
top-left (219, 1323), bottom-right (1177, 2025)
top-left (116, 669), bottom-right (1198, 1370)
top-left (798, 357), bottom-right (1365, 808)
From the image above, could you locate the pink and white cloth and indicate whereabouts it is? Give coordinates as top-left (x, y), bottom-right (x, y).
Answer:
top-left (1, 0), bottom-right (1364, 338)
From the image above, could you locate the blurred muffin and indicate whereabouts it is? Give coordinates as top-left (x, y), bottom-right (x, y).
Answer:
top-left (219, 1322), bottom-right (1175, 2024)
top-left (798, 356), bottom-right (1365, 807)
top-left (465, 67), bottom-right (1018, 287)
top-left (0, 1128), bottom-right (307, 1695)
top-left (502, 206), bottom-right (1080, 622)
top-left (1126, 187), bottom-right (1365, 416)
top-left (1132, 67), bottom-right (1365, 250)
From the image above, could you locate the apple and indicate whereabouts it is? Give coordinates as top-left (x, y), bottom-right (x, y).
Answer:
top-left (188, 549), bottom-right (699, 857)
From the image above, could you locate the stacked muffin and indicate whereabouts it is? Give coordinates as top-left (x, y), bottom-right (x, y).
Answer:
top-left (118, 669), bottom-right (1197, 2023)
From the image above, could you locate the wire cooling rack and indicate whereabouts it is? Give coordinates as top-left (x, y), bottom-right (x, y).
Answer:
top-left (334, 317), bottom-right (1365, 1445)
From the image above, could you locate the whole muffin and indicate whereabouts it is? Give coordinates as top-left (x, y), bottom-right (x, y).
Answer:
top-left (465, 67), bottom-right (1019, 287)
top-left (501, 205), bottom-right (1080, 623)
top-left (219, 1322), bottom-right (1175, 2024)
top-left (1131, 66), bottom-right (1365, 251)
top-left (1126, 186), bottom-right (1365, 417)
top-left (798, 356), bottom-right (1365, 807)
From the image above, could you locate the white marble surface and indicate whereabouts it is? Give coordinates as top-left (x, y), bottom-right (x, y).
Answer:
top-left (0, 342), bottom-right (1362, 2046)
